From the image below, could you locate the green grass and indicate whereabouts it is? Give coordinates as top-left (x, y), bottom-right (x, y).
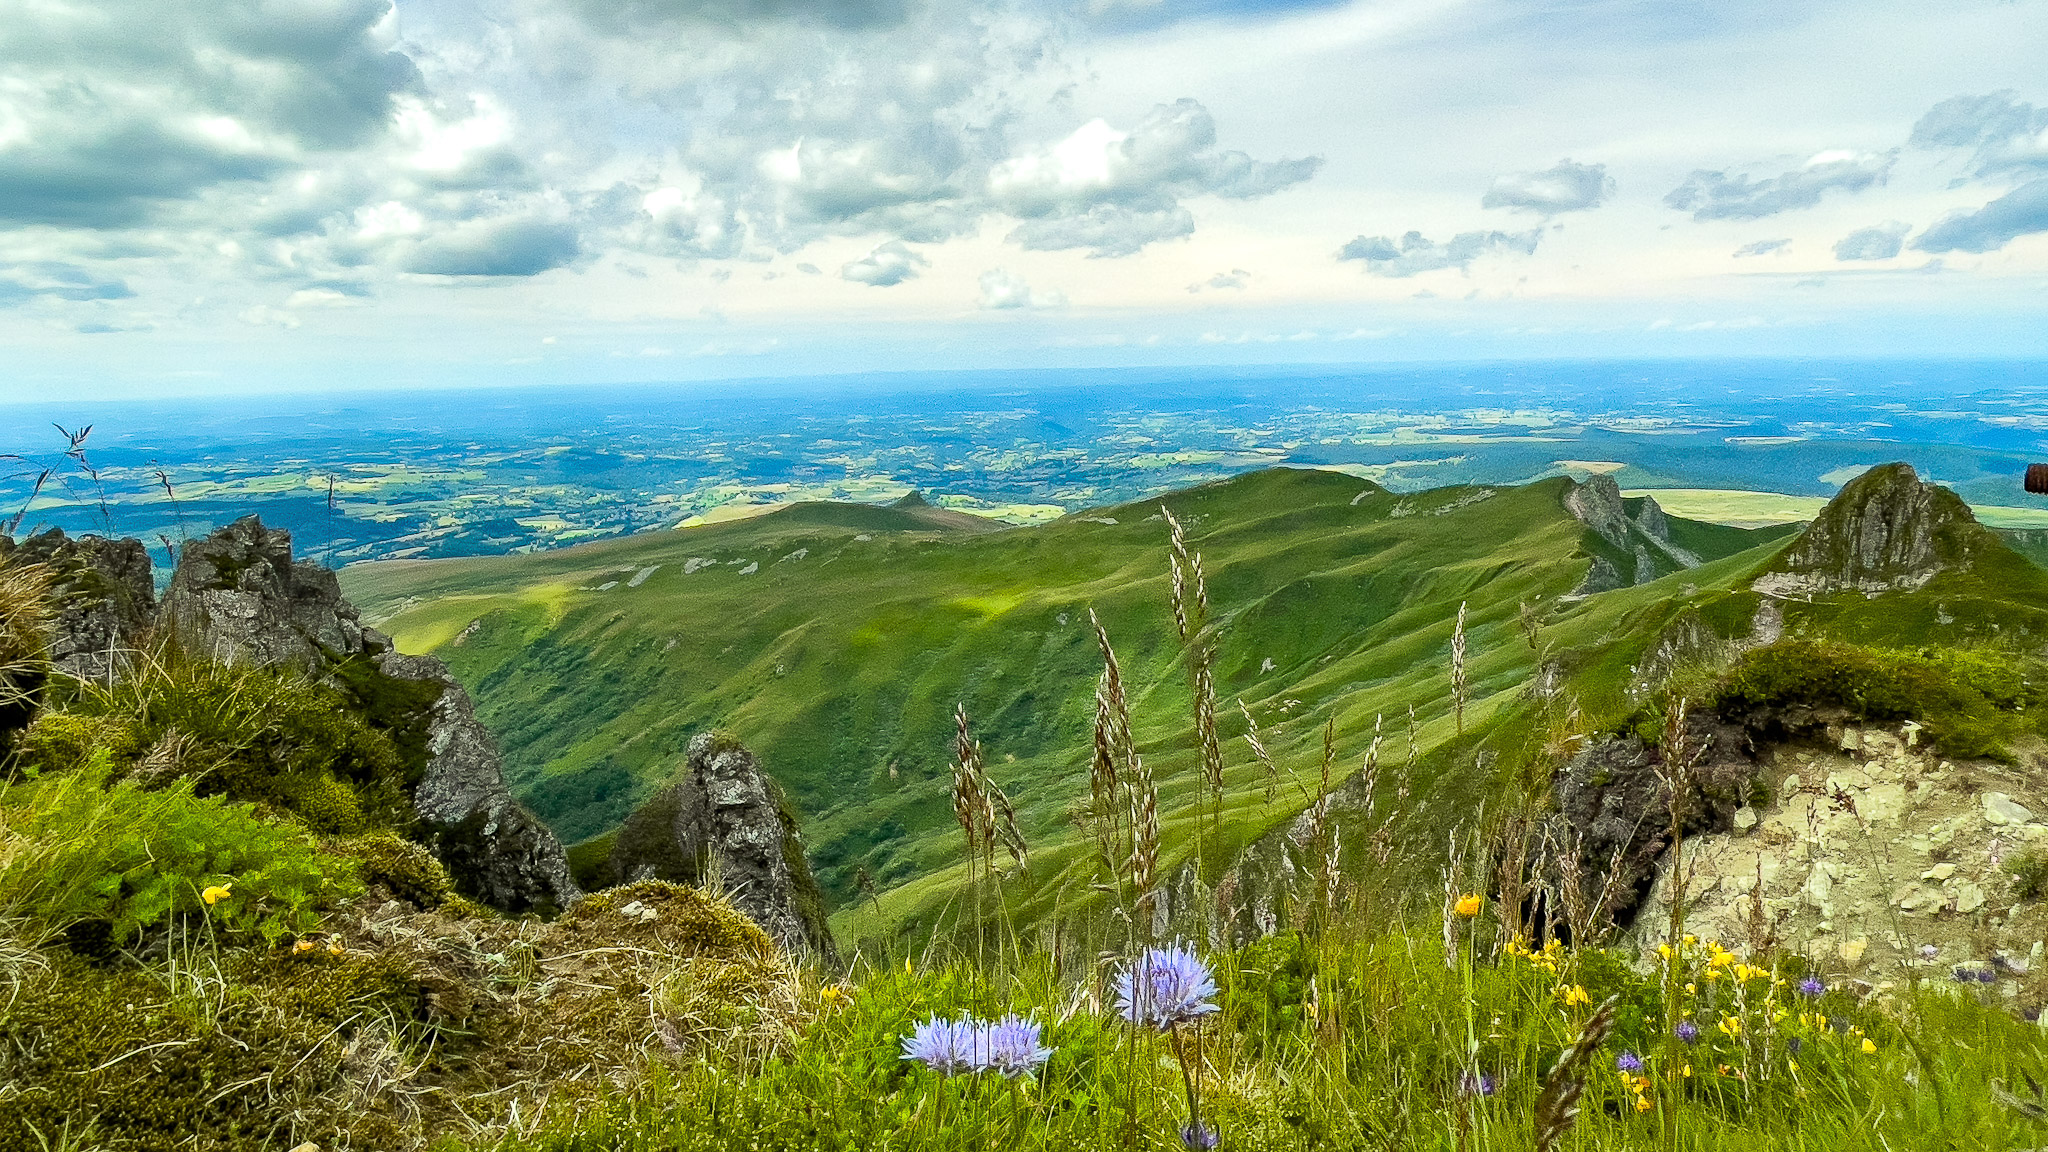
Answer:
top-left (468, 919), bottom-right (2048, 1152)
top-left (343, 465), bottom-right (2048, 948)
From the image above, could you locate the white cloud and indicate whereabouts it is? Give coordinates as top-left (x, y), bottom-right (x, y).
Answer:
top-left (842, 240), bottom-right (928, 286)
top-left (1832, 222), bottom-right (1908, 261)
top-left (978, 267), bottom-right (1064, 309)
top-left (1481, 159), bottom-right (1613, 215)
top-left (1664, 151), bottom-right (1893, 221)
top-left (1336, 229), bottom-right (1541, 277)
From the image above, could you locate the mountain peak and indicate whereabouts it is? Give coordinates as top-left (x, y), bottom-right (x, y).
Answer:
top-left (1755, 462), bottom-right (1985, 597)
top-left (890, 490), bottom-right (932, 509)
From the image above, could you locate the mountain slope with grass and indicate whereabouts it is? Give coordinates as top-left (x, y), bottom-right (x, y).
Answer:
top-left (343, 468), bottom-right (1802, 925)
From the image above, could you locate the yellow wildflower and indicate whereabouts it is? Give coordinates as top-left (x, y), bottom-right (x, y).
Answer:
top-left (1718, 1015), bottom-right (1742, 1038)
top-left (1634, 1094), bottom-right (1654, 1112)
top-left (1560, 984), bottom-right (1591, 1006)
top-left (292, 939), bottom-right (316, 955)
top-left (1862, 1038), bottom-right (1877, 1055)
top-left (1455, 894), bottom-right (1483, 918)
top-left (201, 883), bottom-right (232, 906)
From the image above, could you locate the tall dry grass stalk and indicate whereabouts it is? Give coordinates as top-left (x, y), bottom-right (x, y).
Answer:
top-left (1238, 699), bottom-right (1280, 806)
top-left (953, 704), bottom-right (1026, 874)
top-left (1655, 696), bottom-right (1706, 1152)
top-left (1534, 993), bottom-right (1621, 1152)
top-left (1450, 600), bottom-right (1469, 735)
top-left (1164, 507), bottom-right (1224, 822)
top-left (0, 555), bottom-right (53, 724)
top-left (1088, 611), bottom-right (1156, 931)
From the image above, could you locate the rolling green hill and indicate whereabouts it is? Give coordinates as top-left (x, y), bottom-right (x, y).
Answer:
top-left (342, 469), bottom-right (1808, 920)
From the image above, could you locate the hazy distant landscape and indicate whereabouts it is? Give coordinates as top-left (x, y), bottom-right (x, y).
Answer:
top-left (10, 359), bottom-right (2048, 570)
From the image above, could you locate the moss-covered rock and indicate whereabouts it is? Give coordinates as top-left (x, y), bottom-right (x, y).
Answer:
top-left (338, 831), bottom-right (456, 910)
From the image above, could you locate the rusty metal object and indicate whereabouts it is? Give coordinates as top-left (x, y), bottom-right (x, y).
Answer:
top-left (2028, 464), bottom-right (2048, 495)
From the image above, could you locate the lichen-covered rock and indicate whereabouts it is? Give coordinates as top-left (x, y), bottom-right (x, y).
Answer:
top-left (376, 650), bottom-right (579, 916)
top-left (1755, 462), bottom-right (1986, 597)
top-left (607, 732), bottom-right (834, 958)
top-left (2, 528), bottom-right (155, 682)
top-left (160, 515), bottom-right (364, 673)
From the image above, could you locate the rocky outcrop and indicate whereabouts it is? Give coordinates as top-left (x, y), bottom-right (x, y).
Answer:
top-left (1755, 463), bottom-right (1985, 598)
top-left (2, 529), bottom-right (156, 682)
top-left (9, 515), bottom-right (579, 918)
top-left (160, 515), bottom-right (366, 674)
top-left (1631, 723), bottom-right (2048, 1009)
top-left (1565, 477), bottom-right (1699, 594)
top-left (377, 651), bottom-right (580, 915)
top-left (1549, 709), bottom-right (1766, 931)
top-left (607, 732), bottom-right (833, 958)
top-left (1566, 475), bottom-right (1634, 552)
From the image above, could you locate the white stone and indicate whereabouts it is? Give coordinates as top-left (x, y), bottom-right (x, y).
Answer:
top-left (1839, 937), bottom-right (1869, 966)
top-left (1923, 863), bottom-right (1957, 881)
top-left (1734, 806), bottom-right (1759, 833)
top-left (1828, 767), bottom-right (1873, 791)
top-left (1893, 883), bottom-right (1942, 913)
top-left (1984, 793), bottom-right (2034, 826)
top-left (1953, 882), bottom-right (1987, 914)
top-left (1783, 773), bottom-right (1803, 799)
top-left (1862, 783), bottom-right (1910, 823)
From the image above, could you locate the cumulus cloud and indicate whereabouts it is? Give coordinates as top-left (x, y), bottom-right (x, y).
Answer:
top-left (841, 240), bottom-right (928, 286)
top-left (1733, 238), bottom-right (1791, 258)
top-left (1664, 152), bottom-right (1892, 220)
top-left (1336, 229), bottom-right (1540, 277)
top-left (989, 99), bottom-right (1319, 256)
top-left (1481, 159), bottom-right (1613, 215)
top-left (1832, 222), bottom-right (1908, 261)
top-left (0, 0), bottom-right (420, 230)
top-left (1912, 178), bottom-right (2048, 254)
top-left (0, 263), bottom-right (136, 305)
top-left (1909, 92), bottom-right (2048, 178)
top-left (978, 267), bottom-right (1063, 309)
top-left (1009, 205), bottom-right (1196, 257)
top-left (406, 219), bottom-right (582, 277)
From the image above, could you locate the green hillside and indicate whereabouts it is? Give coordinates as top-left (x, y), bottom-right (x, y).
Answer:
top-left (343, 468), bottom-right (1807, 921)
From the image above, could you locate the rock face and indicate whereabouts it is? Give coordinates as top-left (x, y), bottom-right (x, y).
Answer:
top-left (10, 515), bottom-right (579, 917)
top-left (1755, 463), bottom-right (1984, 597)
top-left (160, 515), bottom-right (366, 673)
top-left (1630, 724), bottom-right (2048, 1009)
top-left (607, 732), bottom-right (833, 958)
top-left (2, 529), bottom-right (156, 682)
top-left (1549, 709), bottom-right (1764, 931)
top-left (377, 651), bottom-right (581, 915)
top-left (1564, 476), bottom-right (1699, 593)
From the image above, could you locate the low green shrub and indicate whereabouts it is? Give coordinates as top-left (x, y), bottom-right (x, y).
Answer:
top-left (338, 830), bottom-right (455, 909)
top-left (2011, 849), bottom-right (2048, 902)
top-left (1711, 639), bottom-right (2045, 759)
top-left (0, 756), bottom-right (353, 946)
top-left (45, 655), bottom-right (419, 833)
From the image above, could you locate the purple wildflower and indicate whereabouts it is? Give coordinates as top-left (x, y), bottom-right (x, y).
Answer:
top-left (1115, 944), bottom-right (1219, 1030)
top-left (1458, 1070), bottom-right (1498, 1097)
top-left (1798, 976), bottom-right (1825, 997)
top-left (900, 1015), bottom-right (979, 1075)
top-left (1179, 1120), bottom-right (1221, 1150)
top-left (982, 1014), bottom-right (1054, 1078)
top-left (1675, 1020), bottom-right (1700, 1045)
top-left (1616, 1052), bottom-right (1643, 1073)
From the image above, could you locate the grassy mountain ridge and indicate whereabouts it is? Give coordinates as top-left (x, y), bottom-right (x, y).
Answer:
top-left (341, 467), bottom-right (1799, 917)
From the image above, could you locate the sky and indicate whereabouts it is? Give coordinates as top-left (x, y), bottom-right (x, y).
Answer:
top-left (3, 0), bottom-right (2047, 401)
